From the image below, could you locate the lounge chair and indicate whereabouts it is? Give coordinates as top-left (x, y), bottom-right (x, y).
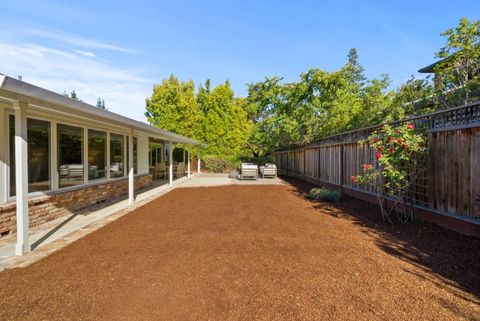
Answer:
top-left (175, 163), bottom-right (185, 179)
top-left (240, 163), bottom-right (258, 180)
top-left (260, 163), bottom-right (277, 178)
top-left (154, 163), bottom-right (167, 180)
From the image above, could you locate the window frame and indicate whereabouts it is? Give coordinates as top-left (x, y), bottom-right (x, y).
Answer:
top-left (6, 112), bottom-right (53, 198)
top-left (4, 107), bottom-right (145, 203)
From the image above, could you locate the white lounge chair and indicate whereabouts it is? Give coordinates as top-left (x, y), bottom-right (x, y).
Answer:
top-left (260, 163), bottom-right (277, 178)
top-left (240, 163), bottom-right (258, 180)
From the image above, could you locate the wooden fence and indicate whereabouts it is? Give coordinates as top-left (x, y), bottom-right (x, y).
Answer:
top-left (275, 102), bottom-right (480, 226)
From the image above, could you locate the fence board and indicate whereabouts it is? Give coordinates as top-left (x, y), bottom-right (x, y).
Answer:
top-left (275, 103), bottom-right (480, 220)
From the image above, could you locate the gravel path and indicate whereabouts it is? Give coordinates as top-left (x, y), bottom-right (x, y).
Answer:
top-left (1, 181), bottom-right (479, 320)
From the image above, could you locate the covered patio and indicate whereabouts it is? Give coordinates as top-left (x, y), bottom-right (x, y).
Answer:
top-left (0, 74), bottom-right (203, 257)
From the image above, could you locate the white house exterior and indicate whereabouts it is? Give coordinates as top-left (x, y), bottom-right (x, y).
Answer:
top-left (0, 74), bottom-right (203, 255)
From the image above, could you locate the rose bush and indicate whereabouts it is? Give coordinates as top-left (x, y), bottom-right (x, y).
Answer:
top-left (352, 122), bottom-right (426, 223)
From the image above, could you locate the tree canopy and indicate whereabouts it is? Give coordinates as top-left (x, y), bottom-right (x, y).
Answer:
top-left (145, 18), bottom-right (480, 159)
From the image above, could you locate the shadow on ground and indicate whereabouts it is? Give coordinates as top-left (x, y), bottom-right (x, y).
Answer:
top-left (281, 175), bottom-right (480, 300)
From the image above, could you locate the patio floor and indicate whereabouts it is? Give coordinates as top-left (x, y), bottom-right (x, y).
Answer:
top-left (0, 178), bottom-right (479, 320)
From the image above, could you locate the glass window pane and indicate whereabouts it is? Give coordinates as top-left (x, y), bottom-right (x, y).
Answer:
top-left (58, 124), bottom-right (84, 188)
top-left (28, 119), bottom-right (50, 192)
top-left (110, 133), bottom-right (124, 178)
top-left (152, 148), bottom-right (157, 166)
top-left (9, 115), bottom-right (15, 197)
top-left (133, 137), bottom-right (137, 174)
top-left (88, 129), bottom-right (106, 180)
top-left (9, 116), bottom-right (51, 196)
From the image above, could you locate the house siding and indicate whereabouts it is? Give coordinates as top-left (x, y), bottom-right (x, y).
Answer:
top-left (137, 131), bottom-right (150, 175)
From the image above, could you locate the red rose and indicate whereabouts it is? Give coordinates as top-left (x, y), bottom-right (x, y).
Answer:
top-left (376, 153), bottom-right (382, 160)
top-left (389, 147), bottom-right (396, 153)
top-left (377, 146), bottom-right (383, 152)
top-left (402, 143), bottom-right (409, 150)
top-left (372, 137), bottom-right (379, 143)
top-left (397, 137), bottom-right (404, 143)
top-left (397, 129), bottom-right (402, 134)
top-left (362, 163), bottom-right (373, 171)
top-left (373, 130), bottom-right (378, 134)
top-left (389, 137), bottom-right (395, 143)
top-left (351, 176), bottom-right (357, 183)
top-left (407, 123), bottom-right (414, 130)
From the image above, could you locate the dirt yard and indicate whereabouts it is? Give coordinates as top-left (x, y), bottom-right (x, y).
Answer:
top-left (0, 180), bottom-right (479, 321)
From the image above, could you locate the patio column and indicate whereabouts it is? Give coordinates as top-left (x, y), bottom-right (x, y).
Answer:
top-left (128, 130), bottom-right (134, 205)
top-left (197, 146), bottom-right (201, 174)
top-left (169, 140), bottom-right (173, 186)
top-left (187, 147), bottom-right (191, 178)
top-left (14, 101), bottom-right (30, 256)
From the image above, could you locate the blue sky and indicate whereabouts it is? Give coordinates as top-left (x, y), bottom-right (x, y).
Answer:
top-left (0, 0), bottom-right (478, 121)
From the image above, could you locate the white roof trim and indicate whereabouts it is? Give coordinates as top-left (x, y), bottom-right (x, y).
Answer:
top-left (0, 74), bottom-right (203, 146)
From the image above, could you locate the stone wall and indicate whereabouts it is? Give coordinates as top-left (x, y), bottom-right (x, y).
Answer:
top-left (0, 174), bottom-right (152, 238)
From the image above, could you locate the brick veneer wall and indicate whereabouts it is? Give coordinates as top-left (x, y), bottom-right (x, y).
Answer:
top-left (0, 174), bottom-right (152, 238)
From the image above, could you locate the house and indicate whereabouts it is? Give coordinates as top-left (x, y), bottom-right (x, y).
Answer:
top-left (0, 74), bottom-right (203, 255)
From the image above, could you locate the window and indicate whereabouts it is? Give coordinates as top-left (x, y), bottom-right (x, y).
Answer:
top-left (149, 144), bottom-right (163, 167)
top-left (8, 115), bottom-right (15, 196)
top-left (88, 129), bottom-right (107, 180)
top-left (110, 133), bottom-right (124, 178)
top-left (58, 124), bottom-right (84, 188)
top-left (9, 116), bottom-right (51, 196)
top-left (133, 137), bottom-right (138, 174)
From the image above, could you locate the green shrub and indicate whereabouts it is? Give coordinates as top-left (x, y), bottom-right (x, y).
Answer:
top-left (308, 187), bottom-right (342, 202)
top-left (237, 156), bottom-right (275, 166)
top-left (203, 155), bottom-right (237, 173)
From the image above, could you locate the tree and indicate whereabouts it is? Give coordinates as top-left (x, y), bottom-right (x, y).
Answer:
top-left (63, 90), bottom-right (82, 101)
top-left (96, 98), bottom-right (107, 110)
top-left (434, 17), bottom-right (480, 106)
top-left (245, 77), bottom-right (284, 156)
top-left (390, 76), bottom-right (434, 116)
top-left (145, 75), bottom-right (201, 140)
top-left (198, 80), bottom-right (251, 155)
top-left (343, 48), bottom-right (366, 86)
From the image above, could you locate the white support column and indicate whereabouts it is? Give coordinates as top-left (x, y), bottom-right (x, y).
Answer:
top-left (169, 140), bottom-right (173, 186)
top-left (187, 146), bottom-right (191, 178)
top-left (14, 101), bottom-right (30, 256)
top-left (197, 145), bottom-right (201, 174)
top-left (128, 130), bottom-right (134, 205)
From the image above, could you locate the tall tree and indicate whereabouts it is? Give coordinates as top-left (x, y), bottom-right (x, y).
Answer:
top-left (344, 48), bottom-right (366, 86)
top-left (96, 98), bottom-right (107, 110)
top-left (434, 17), bottom-right (480, 106)
top-left (145, 75), bottom-right (201, 140)
top-left (199, 81), bottom-right (251, 155)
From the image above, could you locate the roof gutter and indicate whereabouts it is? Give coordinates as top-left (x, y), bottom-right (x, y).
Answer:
top-left (0, 74), bottom-right (204, 146)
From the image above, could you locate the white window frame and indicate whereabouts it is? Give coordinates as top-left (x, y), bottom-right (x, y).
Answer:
top-left (5, 111), bottom-right (53, 199)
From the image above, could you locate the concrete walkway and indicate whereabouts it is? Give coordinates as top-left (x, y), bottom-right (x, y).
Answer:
top-left (177, 173), bottom-right (285, 188)
top-left (0, 174), bottom-right (285, 271)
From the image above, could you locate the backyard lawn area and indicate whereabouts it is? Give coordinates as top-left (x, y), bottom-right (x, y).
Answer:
top-left (0, 180), bottom-right (479, 321)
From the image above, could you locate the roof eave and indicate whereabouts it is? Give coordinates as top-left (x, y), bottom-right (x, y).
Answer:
top-left (0, 74), bottom-right (203, 146)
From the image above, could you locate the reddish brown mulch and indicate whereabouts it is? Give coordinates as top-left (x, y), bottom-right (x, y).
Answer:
top-left (0, 180), bottom-right (479, 321)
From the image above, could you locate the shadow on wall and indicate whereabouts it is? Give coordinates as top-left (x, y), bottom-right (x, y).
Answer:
top-left (281, 176), bottom-right (480, 301)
